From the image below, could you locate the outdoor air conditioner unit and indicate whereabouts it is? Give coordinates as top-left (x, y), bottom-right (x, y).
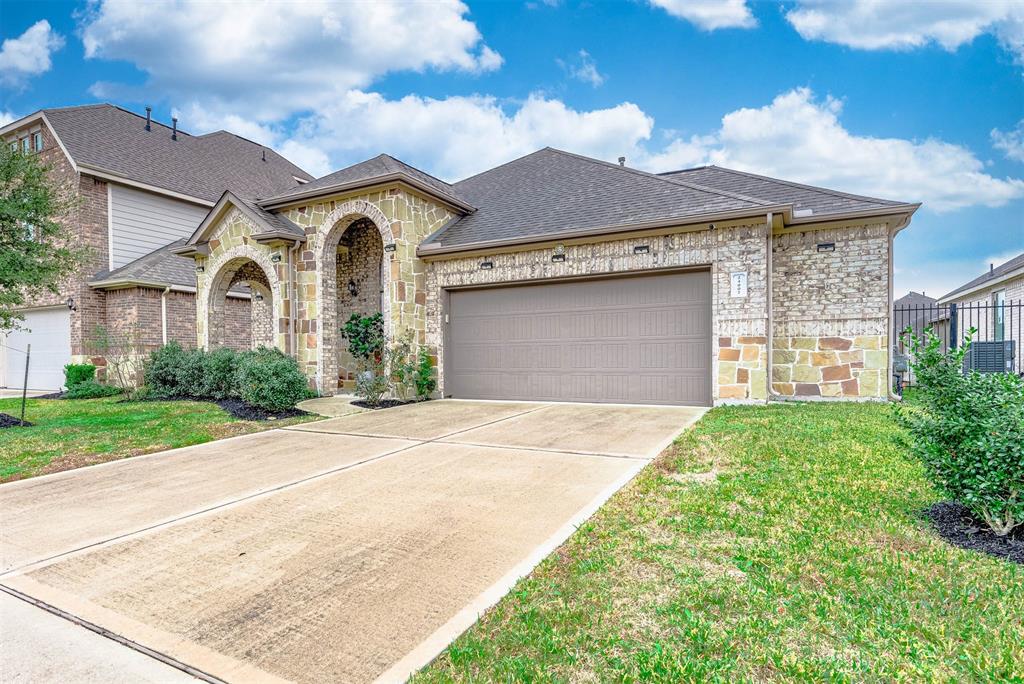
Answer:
top-left (963, 340), bottom-right (1016, 373)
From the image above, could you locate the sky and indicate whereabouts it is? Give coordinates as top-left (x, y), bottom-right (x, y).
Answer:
top-left (1, 0), bottom-right (1022, 299)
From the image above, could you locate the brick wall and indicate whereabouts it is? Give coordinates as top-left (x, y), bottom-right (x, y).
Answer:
top-left (770, 223), bottom-right (890, 399)
top-left (335, 217), bottom-right (384, 384)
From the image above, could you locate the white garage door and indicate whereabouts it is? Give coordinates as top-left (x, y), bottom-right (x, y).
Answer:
top-left (3, 308), bottom-right (72, 391)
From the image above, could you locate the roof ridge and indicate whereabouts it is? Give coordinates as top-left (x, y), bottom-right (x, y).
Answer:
top-left (546, 148), bottom-right (772, 207)
top-left (700, 165), bottom-right (904, 206)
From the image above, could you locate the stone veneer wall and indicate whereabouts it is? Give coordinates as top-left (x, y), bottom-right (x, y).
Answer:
top-left (770, 224), bottom-right (890, 399)
top-left (425, 222), bottom-right (771, 403)
top-left (195, 187), bottom-right (452, 392)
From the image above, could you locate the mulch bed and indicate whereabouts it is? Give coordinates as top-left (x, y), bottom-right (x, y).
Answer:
top-left (924, 501), bottom-right (1023, 564)
top-left (0, 412), bottom-right (32, 428)
top-left (350, 399), bottom-right (419, 410)
top-left (33, 391), bottom-right (66, 399)
top-left (214, 398), bottom-right (308, 421)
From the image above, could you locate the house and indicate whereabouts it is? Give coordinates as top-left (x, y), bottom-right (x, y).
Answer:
top-left (0, 104), bottom-right (312, 390)
top-left (934, 252), bottom-right (1023, 371)
top-left (174, 148), bottom-right (920, 406)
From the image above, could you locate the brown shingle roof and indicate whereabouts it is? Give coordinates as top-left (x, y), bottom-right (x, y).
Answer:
top-left (42, 104), bottom-right (313, 202)
top-left (940, 252), bottom-right (1024, 301)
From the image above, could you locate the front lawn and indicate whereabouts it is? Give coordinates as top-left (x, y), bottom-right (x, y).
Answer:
top-left (0, 397), bottom-right (319, 482)
top-left (419, 401), bottom-right (1023, 682)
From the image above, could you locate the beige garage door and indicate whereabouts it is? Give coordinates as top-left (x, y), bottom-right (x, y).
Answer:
top-left (445, 270), bottom-right (711, 406)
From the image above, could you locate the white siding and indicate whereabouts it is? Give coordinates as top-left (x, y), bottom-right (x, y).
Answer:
top-left (109, 184), bottom-right (208, 268)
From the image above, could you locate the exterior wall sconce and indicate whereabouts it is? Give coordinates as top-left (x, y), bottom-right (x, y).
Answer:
top-left (480, 261), bottom-right (494, 270)
top-left (195, 265), bottom-right (205, 273)
top-left (817, 242), bottom-right (836, 253)
top-left (253, 293), bottom-right (264, 302)
top-left (633, 245), bottom-right (650, 254)
top-left (65, 297), bottom-right (77, 312)
top-left (348, 279), bottom-right (359, 297)
top-left (271, 253), bottom-right (282, 263)
top-left (551, 253), bottom-right (566, 263)
top-left (384, 243), bottom-right (397, 253)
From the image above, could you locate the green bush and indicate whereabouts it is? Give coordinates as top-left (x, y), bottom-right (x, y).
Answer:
top-left (63, 363), bottom-right (96, 388)
top-left (415, 346), bottom-right (436, 400)
top-left (65, 380), bottom-right (122, 399)
top-left (235, 347), bottom-right (309, 412)
top-left (896, 329), bottom-right (1024, 536)
top-left (145, 341), bottom-right (205, 398)
top-left (202, 347), bottom-right (239, 399)
top-left (341, 313), bottom-right (385, 360)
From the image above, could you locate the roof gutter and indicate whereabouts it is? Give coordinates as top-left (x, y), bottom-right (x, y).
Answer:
top-left (77, 164), bottom-right (215, 207)
top-left (936, 264), bottom-right (1024, 304)
top-left (258, 172), bottom-right (476, 213)
top-left (417, 204), bottom-right (793, 258)
top-left (785, 203), bottom-right (921, 226)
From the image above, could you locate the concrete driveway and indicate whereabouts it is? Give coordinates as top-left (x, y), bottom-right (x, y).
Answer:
top-left (1, 400), bottom-right (704, 683)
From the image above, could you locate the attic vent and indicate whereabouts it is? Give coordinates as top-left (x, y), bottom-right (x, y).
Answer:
top-left (171, 117), bottom-right (178, 141)
top-left (793, 208), bottom-right (814, 218)
top-left (145, 106), bottom-right (152, 131)
top-left (262, 148), bottom-right (266, 162)
top-left (618, 156), bottom-right (626, 166)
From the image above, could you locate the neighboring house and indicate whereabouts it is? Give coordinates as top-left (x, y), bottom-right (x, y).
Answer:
top-left (175, 149), bottom-right (920, 406)
top-left (0, 104), bottom-right (312, 390)
top-left (893, 290), bottom-right (937, 345)
top-left (934, 252), bottom-right (1024, 370)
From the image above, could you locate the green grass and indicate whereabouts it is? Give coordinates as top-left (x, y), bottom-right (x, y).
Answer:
top-left (418, 401), bottom-right (1024, 683)
top-left (0, 396), bottom-right (319, 482)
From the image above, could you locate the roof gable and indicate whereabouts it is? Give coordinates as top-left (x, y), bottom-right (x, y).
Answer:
top-left (940, 252), bottom-right (1024, 302)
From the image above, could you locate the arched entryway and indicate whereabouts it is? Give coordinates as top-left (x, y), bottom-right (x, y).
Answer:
top-left (316, 202), bottom-right (394, 394)
top-left (206, 256), bottom-right (280, 351)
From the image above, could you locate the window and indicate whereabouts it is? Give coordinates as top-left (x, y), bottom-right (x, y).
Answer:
top-left (21, 137), bottom-right (30, 153)
top-left (8, 141), bottom-right (16, 153)
top-left (993, 289), bottom-right (1006, 340)
top-left (33, 132), bottom-right (43, 152)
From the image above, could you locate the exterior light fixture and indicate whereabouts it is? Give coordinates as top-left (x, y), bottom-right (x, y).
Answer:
top-left (348, 279), bottom-right (358, 297)
top-left (383, 243), bottom-right (397, 253)
top-left (480, 260), bottom-right (494, 270)
top-left (551, 253), bottom-right (566, 263)
top-left (708, 223), bottom-right (716, 230)
top-left (633, 245), bottom-right (650, 254)
top-left (271, 253), bottom-right (282, 263)
top-left (195, 265), bottom-right (205, 274)
top-left (65, 297), bottom-right (76, 312)
top-left (817, 242), bottom-right (836, 253)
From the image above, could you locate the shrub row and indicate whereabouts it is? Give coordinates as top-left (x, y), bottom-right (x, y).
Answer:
top-left (145, 343), bottom-right (310, 412)
top-left (63, 363), bottom-right (122, 399)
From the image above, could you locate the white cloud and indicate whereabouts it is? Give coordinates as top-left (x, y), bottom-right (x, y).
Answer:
top-left (0, 111), bottom-right (18, 127)
top-left (79, 0), bottom-right (502, 120)
top-left (557, 49), bottom-right (605, 87)
top-left (0, 20), bottom-right (64, 86)
top-left (785, 0), bottom-right (1024, 63)
top-left (648, 0), bottom-right (756, 30)
top-left (992, 120), bottom-right (1024, 163)
top-left (278, 90), bottom-right (652, 180)
top-left (638, 88), bottom-right (1024, 212)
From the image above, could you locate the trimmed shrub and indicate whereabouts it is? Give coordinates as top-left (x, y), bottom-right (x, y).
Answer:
top-left (63, 363), bottom-right (96, 388)
top-left (145, 341), bottom-right (205, 398)
top-left (65, 380), bottom-right (121, 399)
top-left (202, 347), bottom-right (239, 399)
top-left (235, 347), bottom-right (309, 412)
top-left (896, 329), bottom-right (1024, 536)
top-left (341, 313), bottom-right (385, 360)
top-left (415, 346), bottom-right (436, 400)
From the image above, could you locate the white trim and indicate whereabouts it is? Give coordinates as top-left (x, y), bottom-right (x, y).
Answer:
top-left (106, 183), bottom-right (114, 270)
top-left (80, 167), bottom-right (214, 208)
top-left (938, 265), bottom-right (1024, 304)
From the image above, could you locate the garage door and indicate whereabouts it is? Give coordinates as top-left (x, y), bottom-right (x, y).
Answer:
top-left (2, 308), bottom-right (72, 391)
top-left (446, 270), bottom-right (711, 406)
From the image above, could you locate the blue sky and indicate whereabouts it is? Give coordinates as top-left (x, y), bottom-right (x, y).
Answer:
top-left (2, 0), bottom-right (1022, 298)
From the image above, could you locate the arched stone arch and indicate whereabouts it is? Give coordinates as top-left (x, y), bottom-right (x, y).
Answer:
top-left (315, 199), bottom-right (395, 394)
top-left (202, 245), bottom-right (285, 352)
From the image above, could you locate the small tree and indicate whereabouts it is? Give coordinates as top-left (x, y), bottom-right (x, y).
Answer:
top-left (414, 346), bottom-right (436, 400)
top-left (88, 324), bottom-right (148, 399)
top-left (0, 146), bottom-right (86, 333)
top-left (896, 328), bottom-right (1024, 536)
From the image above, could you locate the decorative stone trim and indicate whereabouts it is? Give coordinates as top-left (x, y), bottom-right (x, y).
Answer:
top-left (771, 334), bottom-right (887, 399)
top-left (314, 199), bottom-right (395, 394)
top-left (201, 244), bottom-right (285, 351)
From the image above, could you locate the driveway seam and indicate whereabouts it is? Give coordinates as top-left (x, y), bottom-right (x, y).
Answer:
top-left (435, 439), bottom-right (653, 461)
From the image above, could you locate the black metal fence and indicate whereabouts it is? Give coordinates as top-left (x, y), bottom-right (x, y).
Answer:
top-left (894, 300), bottom-right (1023, 382)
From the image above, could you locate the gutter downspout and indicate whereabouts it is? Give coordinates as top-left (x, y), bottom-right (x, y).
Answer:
top-left (765, 212), bottom-right (780, 402)
top-left (888, 214), bottom-right (914, 401)
top-left (160, 286), bottom-right (171, 345)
